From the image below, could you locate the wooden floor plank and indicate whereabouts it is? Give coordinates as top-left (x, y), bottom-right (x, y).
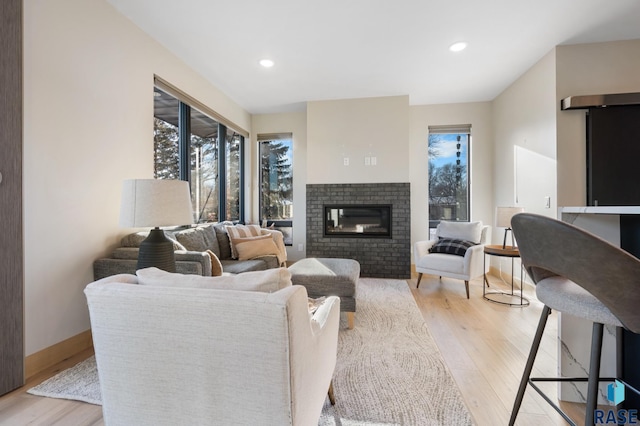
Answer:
top-left (412, 273), bottom-right (586, 425)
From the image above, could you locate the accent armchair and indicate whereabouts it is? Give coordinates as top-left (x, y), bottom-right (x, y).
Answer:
top-left (85, 272), bottom-right (339, 426)
top-left (414, 221), bottom-right (490, 298)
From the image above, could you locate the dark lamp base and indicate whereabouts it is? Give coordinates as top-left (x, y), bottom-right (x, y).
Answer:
top-left (503, 228), bottom-right (514, 250)
top-left (137, 228), bottom-right (176, 272)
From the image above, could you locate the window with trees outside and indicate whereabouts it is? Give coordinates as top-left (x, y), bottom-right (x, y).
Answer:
top-left (153, 83), bottom-right (245, 223)
top-left (259, 133), bottom-right (293, 245)
top-left (428, 125), bottom-right (470, 228)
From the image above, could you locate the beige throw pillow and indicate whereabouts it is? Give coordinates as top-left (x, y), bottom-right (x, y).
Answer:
top-left (205, 249), bottom-right (223, 276)
top-left (136, 267), bottom-right (292, 293)
top-left (233, 235), bottom-right (279, 261)
top-left (225, 224), bottom-right (263, 258)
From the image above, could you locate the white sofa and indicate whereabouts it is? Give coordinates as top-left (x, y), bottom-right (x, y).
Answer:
top-left (414, 221), bottom-right (490, 298)
top-left (85, 270), bottom-right (340, 426)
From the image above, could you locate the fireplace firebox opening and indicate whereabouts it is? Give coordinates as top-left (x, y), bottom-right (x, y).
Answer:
top-left (324, 204), bottom-right (392, 238)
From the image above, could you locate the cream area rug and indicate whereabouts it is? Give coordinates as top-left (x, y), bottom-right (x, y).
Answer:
top-left (320, 278), bottom-right (472, 425)
top-left (28, 278), bottom-right (473, 425)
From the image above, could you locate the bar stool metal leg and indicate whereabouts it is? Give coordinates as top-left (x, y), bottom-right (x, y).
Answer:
top-left (585, 322), bottom-right (604, 426)
top-left (509, 305), bottom-right (552, 426)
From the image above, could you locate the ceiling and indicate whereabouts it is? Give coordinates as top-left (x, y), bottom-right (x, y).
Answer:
top-left (108, 0), bottom-right (640, 114)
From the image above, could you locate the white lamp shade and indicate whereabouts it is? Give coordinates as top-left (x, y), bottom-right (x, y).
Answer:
top-left (120, 179), bottom-right (194, 228)
top-left (496, 206), bottom-right (524, 228)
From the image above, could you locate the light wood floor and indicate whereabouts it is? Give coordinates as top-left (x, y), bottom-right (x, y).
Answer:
top-left (0, 273), bottom-right (585, 425)
top-left (0, 347), bottom-right (103, 425)
top-left (412, 273), bottom-right (585, 425)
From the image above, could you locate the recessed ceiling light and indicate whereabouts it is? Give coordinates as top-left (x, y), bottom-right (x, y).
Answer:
top-left (259, 59), bottom-right (274, 68)
top-left (449, 42), bottom-right (467, 52)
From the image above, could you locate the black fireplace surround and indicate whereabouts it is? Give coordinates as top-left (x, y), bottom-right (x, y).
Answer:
top-left (307, 183), bottom-right (410, 278)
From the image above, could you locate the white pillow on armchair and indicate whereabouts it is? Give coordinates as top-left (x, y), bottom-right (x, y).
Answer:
top-left (136, 267), bottom-right (292, 293)
top-left (436, 221), bottom-right (483, 244)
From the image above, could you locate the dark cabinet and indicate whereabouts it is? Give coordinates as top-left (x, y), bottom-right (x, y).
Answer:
top-left (587, 105), bottom-right (640, 206)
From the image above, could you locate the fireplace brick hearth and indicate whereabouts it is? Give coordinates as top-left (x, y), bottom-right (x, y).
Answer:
top-left (306, 183), bottom-right (410, 278)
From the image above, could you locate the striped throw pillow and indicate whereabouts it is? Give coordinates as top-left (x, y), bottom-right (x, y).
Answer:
top-left (225, 224), bottom-right (263, 259)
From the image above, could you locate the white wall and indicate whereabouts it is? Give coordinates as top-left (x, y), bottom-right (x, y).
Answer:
top-left (491, 49), bottom-right (558, 233)
top-left (409, 102), bottom-right (494, 245)
top-left (23, 0), bottom-right (250, 355)
top-left (254, 99), bottom-right (495, 262)
top-left (251, 111), bottom-right (308, 261)
top-left (556, 40), bottom-right (640, 207)
top-left (306, 96), bottom-right (410, 184)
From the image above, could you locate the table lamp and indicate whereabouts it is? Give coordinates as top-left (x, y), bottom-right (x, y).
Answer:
top-left (120, 179), bottom-right (193, 272)
top-left (496, 206), bottom-right (524, 249)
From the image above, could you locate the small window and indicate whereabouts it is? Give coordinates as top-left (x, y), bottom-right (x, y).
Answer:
top-left (428, 125), bottom-right (471, 228)
top-left (258, 133), bottom-right (293, 245)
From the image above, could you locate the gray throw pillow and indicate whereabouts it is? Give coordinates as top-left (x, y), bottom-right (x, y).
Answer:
top-left (214, 225), bottom-right (232, 260)
top-left (201, 225), bottom-right (220, 257)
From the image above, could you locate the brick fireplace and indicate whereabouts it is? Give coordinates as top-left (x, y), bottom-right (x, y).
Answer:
top-left (306, 183), bottom-right (411, 278)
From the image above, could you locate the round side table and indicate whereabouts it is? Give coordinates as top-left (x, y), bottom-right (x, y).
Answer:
top-left (483, 244), bottom-right (529, 306)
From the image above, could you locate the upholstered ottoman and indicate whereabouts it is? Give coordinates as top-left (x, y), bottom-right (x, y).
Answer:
top-left (288, 257), bottom-right (359, 329)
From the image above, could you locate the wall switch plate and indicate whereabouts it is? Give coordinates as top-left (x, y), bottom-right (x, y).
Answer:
top-left (545, 196), bottom-right (551, 208)
top-left (343, 157), bottom-right (349, 166)
top-left (364, 156), bottom-right (371, 166)
top-left (297, 243), bottom-right (304, 251)
top-left (371, 156), bottom-right (377, 166)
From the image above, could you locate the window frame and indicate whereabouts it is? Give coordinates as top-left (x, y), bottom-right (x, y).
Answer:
top-left (428, 125), bottom-right (471, 228)
top-left (258, 133), bottom-right (294, 245)
top-left (153, 82), bottom-right (246, 223)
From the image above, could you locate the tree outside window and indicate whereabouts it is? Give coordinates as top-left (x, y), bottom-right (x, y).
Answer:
top-left (428, 126), bottom-right (470, 227)
top-left (153, 86), bottom-right (244, 223)
top-left (259, 134), bottom-right (293, 245)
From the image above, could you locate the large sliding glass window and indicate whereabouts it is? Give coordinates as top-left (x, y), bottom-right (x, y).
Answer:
top-left (153, 82), bottom-right (245, 223)
top-left (225, 131), bottom-right (242, 221)
top-left (153, 116), bottom-right (180, 180)
top-left (259, 133), bottom-right (293, 245)
top-left (189, 110), bottom-right (219, 222)
top-left (428, 125), bottom-right (471, 228)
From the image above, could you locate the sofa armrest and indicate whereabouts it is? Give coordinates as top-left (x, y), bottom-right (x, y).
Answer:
top-left (93, 258), bottom-right (138, 281)
top-left (111, 247), bottom-right (140, 260)
top-left (260, 228), bottom-right (287, 266)
top-left (94, 249), bottom-right (212, 281)
top-left (175, 250), bottom-right (212, 276)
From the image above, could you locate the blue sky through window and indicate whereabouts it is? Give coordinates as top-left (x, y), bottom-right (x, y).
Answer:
top-left (429, 133), bottom-right (468, 167)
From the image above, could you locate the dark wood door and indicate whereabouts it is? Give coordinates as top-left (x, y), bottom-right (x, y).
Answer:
top-left (0, 0), bottom-right (25, 396)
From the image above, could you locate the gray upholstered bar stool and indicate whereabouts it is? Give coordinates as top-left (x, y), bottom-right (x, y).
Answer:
top-left (509, 213), bottom-right (640, 426)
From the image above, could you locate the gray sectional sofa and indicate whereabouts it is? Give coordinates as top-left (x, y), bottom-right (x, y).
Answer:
top-left (93, 223), bottom-right (286, 280)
